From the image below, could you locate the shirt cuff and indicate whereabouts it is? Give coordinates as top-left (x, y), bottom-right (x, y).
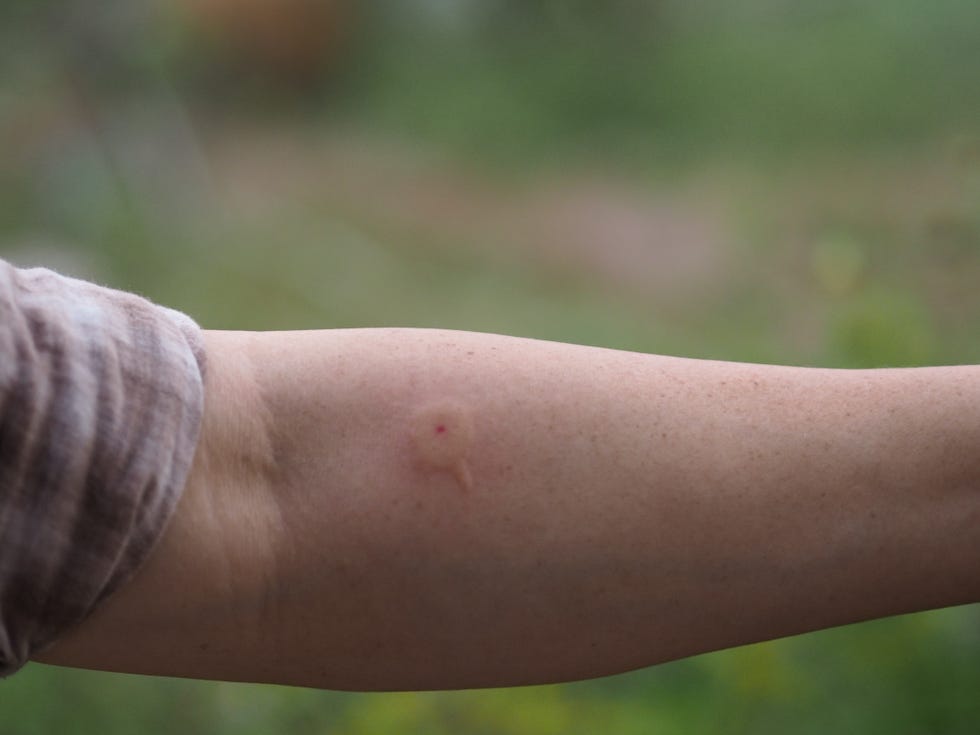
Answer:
top-left (0, 261), bottom-right (206, 677)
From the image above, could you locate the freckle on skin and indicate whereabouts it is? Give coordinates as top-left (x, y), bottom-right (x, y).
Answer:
top-left (410, 401), bottom-right (475, 491)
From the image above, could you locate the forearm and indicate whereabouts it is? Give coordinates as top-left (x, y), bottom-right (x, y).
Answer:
top-left (38, 328), bottom-right (980, 690)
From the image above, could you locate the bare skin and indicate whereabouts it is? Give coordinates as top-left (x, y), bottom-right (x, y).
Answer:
top-left (37, 328), bottom-right (980, 690)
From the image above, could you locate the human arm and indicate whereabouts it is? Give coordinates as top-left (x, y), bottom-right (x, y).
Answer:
top-left (36, 327), bottom-right (980, 690)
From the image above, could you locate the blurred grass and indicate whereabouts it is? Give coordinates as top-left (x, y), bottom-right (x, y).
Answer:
top-left (2, 0), bottom-right (980, 733)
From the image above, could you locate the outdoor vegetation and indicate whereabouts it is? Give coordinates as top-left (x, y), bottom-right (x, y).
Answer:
top-left (1, 1), bottom-right (979, 732)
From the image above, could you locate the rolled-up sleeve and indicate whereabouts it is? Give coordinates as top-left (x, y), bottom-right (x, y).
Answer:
top-left (0, 259), bottom-right (206, 677)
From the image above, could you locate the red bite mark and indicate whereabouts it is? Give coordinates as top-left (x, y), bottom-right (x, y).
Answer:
top-left (435, 425), bottom-right (447, 434)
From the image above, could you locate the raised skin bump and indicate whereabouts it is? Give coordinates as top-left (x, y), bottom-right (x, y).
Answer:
top-left (409, 401), bottom-right (475, 491)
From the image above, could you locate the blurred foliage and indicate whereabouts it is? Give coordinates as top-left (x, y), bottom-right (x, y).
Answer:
top-left (345, 0), bottom-right (980, 165)
top-left (2, 0), bottom-right (980, 732)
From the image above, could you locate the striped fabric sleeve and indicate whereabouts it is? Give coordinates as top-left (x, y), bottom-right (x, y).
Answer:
top-left (0, 260), bottom-right (206, 677)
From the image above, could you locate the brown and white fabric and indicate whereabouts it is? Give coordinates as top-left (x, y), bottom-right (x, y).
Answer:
top-left (0, 259), bottom-right (206, 677)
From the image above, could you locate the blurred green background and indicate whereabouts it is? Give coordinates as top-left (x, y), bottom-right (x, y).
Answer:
top-left (2, 1), bottom-right (979, 732)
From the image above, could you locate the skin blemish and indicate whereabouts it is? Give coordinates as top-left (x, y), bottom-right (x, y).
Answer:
top-left (410, 401), bottom-right (475, 491)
